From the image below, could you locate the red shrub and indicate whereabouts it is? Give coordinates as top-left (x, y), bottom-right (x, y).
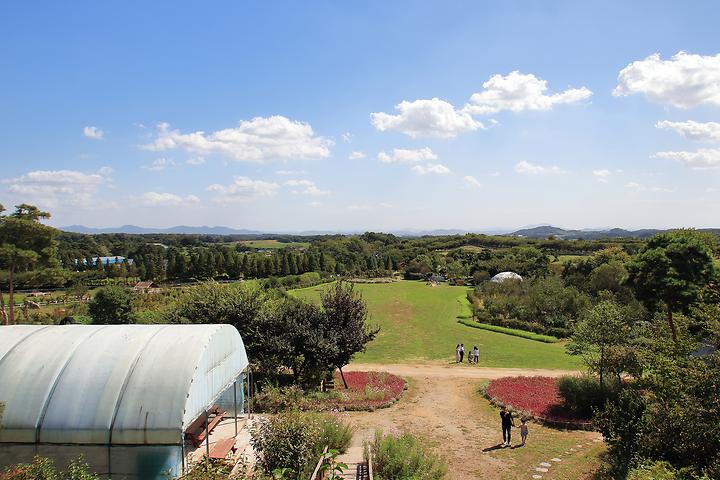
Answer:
top-left (333, 371), bottom-right (406, 410)
top-left (486, 376), bottom-right (587, 425)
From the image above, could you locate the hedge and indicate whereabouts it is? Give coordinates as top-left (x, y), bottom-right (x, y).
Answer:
top-left (458, 319), bottom-right (560, 343)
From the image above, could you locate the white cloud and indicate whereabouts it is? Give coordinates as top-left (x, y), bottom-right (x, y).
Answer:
top-left (514, 160), bottom-right (564, 175)
top-left (207, 176), bottom-right (280, 204)
top-left (142, 116), bottom-right (332, 162)
top-left (138, 192), bottom-right (200, 206)
top-left (371, 98), bottom-right (483, 138)
top-left (625, 181), bottom-right (674, 193)
top-left (83, 126), bottom-right (104, 140)
top-left (186, 157), bottom-right (206, 166)
top-left (142, 158), bottom-right (177, 171)
top-left (613, 52), bottom-right (720, 108)
top-left (464, 71), bottom-right (592, 115)
top-left (411, 163), bottom-right (451, 175)
top-left (3, 169), bottom-right (107, 208)
top-left (348, 151), bottom-right (366, 160)
top-left (97, 166), bottom-right (114, 175)
top-left (342, 132), bottom-right (353, 143)
top-left (592, 169), bottom-right (612, 182)
top-left (656, 120), bottom-right (720, 142)
top-left (347, 202), bottom-right (392, 211)
top-left (284, 179), bottom-right (330, 196)
top-left (463, 175), bottom-right (482, 188)
top-left (377, 147), bottom-right (437, 164)
top-left (655, 148), bottom-right (720, 170)
top-left (275, 169), bottom-right (306, 176)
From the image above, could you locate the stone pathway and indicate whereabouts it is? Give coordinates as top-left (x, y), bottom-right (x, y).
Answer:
top-left (527, 435), bottom-right (603, 479)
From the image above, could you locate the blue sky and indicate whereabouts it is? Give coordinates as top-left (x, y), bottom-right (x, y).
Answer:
top-left (1, 1), bottom-right (719, 231)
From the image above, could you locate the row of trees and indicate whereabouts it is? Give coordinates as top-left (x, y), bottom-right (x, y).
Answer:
top-left (564, 230), bottom-right (719, 478)
top-left (87, 281), bottom-right (379, 388)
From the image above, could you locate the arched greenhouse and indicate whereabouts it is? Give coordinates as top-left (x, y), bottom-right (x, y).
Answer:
top-left (0, 324), bottom-right (249, 479)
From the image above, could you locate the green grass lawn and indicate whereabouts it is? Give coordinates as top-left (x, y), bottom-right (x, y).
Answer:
top-left (291, 280), bottom-right (581, 369)
top-left (554, 254), bottom-right (588, 263)
top-left (240, 239), bottom-right (310, 249)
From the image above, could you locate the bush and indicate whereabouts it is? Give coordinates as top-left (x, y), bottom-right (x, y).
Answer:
top-left (625, 460), bottom-right (712, 480)
top-left (250, 411), bottom-right (353, 479)
top-left (253, 384), bottom-right (306, 413)
top-left (88, 286), bottom-right (134, 324)
top-left (458, 319), bottom-right (559, 343)
top-left (557, 375), bottom-right (618, 418)
top-left (1, 455), bottom-right (98, 480)
top-left (368, 431), bottom-right (447, 480)
top-left (471, 275), bottom-right (589, 337)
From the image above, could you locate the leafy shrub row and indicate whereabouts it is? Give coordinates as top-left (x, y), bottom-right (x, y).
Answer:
top-left (474, 314), bottom-right (572, 339)
top-left (367, 431), bottom-right (447, 480)
top-left (557, 375), bottom-right (620, 418)
top-left (254, 371), bottom-right (406, 413)
top-left (457, 319), bottom-right (559, 343)
top-left (250, 411), bottom-right (353, 479)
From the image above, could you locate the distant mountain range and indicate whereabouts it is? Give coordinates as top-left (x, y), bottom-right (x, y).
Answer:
top-left (60, 225), bottom-right (267, 235)
top-left (59, 225), bottom-right (509, 236)
top-left (509, 225), bottom-right (720, 240)
top-left (59, 224), bottom-right (720, 239)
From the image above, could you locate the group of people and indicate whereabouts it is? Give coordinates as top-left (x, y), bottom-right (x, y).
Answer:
top-left (500, 405), bottom-right (529, 447)
top-left (455, 343), bottom-right (480, 364)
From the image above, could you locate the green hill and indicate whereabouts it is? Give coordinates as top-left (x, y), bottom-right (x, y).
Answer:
top-left (291, 280), bottom-right (581, 369)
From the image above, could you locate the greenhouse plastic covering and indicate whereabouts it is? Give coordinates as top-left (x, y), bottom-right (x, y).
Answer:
top-left (0, 324), bottom-right (248, 446)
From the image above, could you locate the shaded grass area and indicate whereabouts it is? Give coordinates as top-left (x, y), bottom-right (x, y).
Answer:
top-left (291, 281), bottom-right (580, 369)
top-left (458, 319), bottom-right (560, 343)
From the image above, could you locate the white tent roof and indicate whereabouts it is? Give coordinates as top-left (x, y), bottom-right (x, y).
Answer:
top-left (0, 324), bottom-right (247, 445)
top-left (490, 271), bottom-right (523, 282)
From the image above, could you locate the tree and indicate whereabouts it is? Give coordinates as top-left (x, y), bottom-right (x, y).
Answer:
top-left (0, 204), bottom-right (59, 324)
top-left (321, 281), bottom-right (379, 388)
top-left (568, 300), bottom-right (636, 387)
top-left (594, 317), bottom-right (720, 478)
top-left (628, 230), bottom-right (716, 342)
top-left (88, 286), bottom-right (134, 324)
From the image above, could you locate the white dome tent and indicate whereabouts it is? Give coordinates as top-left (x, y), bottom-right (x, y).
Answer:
top-left (490, 271), bottom-right (523, 282)
top-left (0, 324), bottom-right (249, 479)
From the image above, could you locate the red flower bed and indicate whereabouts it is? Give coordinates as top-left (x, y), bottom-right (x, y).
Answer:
top-left (332, 371), bottom-right (406, 410)
top-left (486, 376), bottom-right (589, 427)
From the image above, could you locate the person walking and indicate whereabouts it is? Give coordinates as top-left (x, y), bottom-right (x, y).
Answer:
top-left (455, 344), bottom-right (460, 363)
top-left (459, 344), bottom-right (465, 363)
top-left (500, 406), bottom-right (514, 447)
top-left (519, 418), bottom-right (529, 446)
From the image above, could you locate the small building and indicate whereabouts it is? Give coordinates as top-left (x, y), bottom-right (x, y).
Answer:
top-left (0, 324), bottom-right (249, 479)
top-left (133, 280), bottom-right (160, 293)
top-left (490, 271), bottom-right (523, 283)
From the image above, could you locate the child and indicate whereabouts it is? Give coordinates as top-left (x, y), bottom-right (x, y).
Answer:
top-left (473, 346), bottom-right (480, 364)
top-left (520, 418), bottom-right (529, 446)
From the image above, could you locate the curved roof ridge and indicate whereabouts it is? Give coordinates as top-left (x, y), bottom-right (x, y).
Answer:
top-left (0, 324), bottom-right (248, 446)
top-left (35, 325), bottom-right (110, 443)
top-left (107, 325), bottom-right (169, 445)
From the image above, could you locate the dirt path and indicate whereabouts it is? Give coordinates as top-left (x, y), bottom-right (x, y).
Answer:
top-left (348, 362), bottom-right (580, 380)
top-left (336, 362), bottom-right (602, 480)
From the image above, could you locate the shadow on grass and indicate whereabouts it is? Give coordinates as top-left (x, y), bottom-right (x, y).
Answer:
top-left (482, 444), bottom-right (506, 452)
